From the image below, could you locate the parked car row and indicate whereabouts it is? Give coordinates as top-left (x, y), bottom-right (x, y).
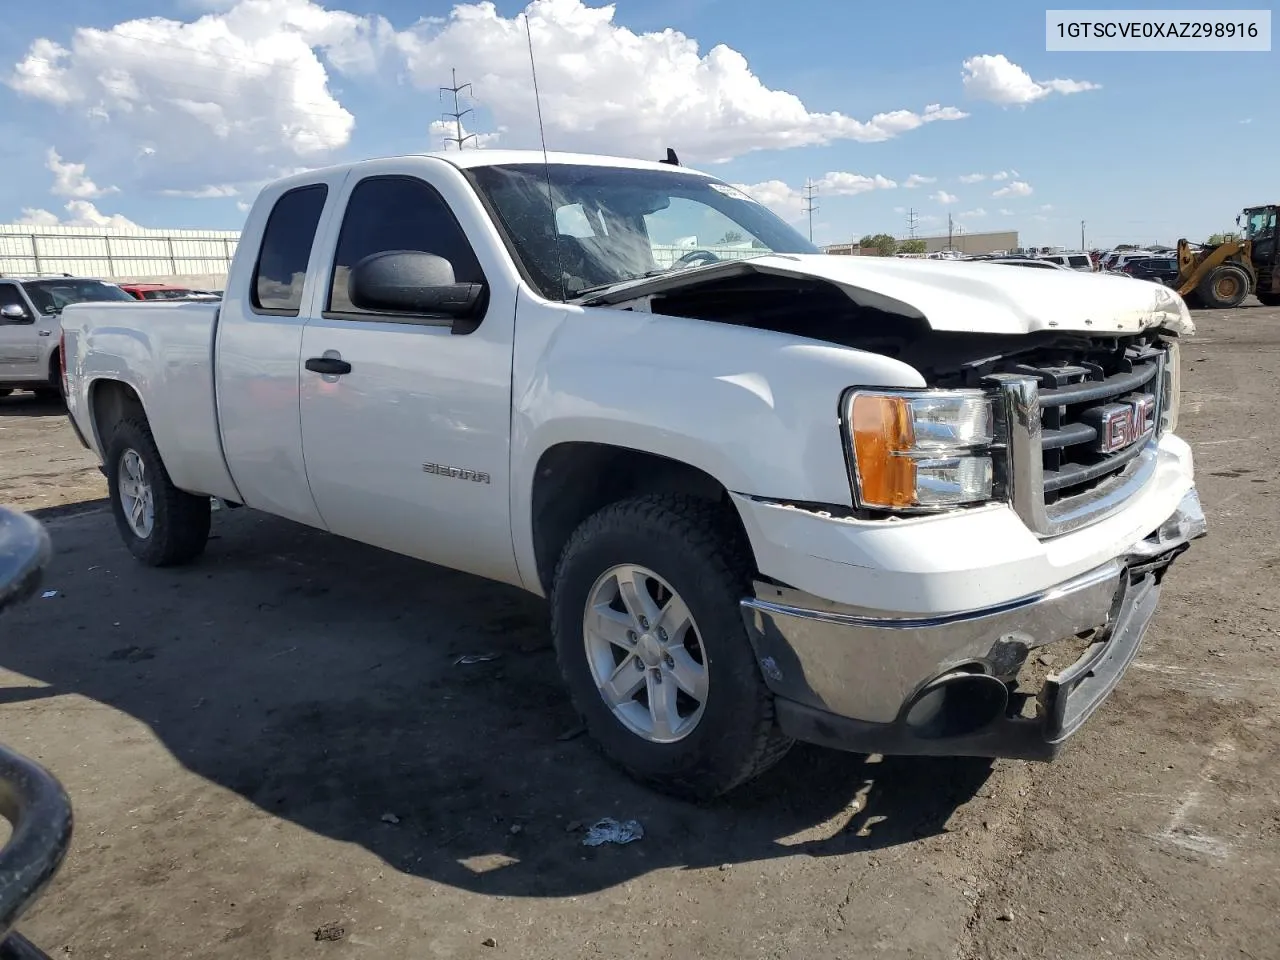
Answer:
top-left (0, 274), bottom-right (223, 400)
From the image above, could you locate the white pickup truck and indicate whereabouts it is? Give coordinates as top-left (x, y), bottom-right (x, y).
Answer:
top-left (58, 150), bottom-right (1206, 798)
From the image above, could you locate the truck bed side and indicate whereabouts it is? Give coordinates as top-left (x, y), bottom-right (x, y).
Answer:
top-left (61, 300), bottom-right (241, 502)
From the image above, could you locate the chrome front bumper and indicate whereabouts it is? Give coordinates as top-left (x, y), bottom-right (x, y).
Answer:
top-left (740, 487), bottom-right (1206, 761)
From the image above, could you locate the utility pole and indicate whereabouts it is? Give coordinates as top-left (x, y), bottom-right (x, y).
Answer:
top-left (906, 208), bottom-right (919, 239)
top-left (1080, 220), bottom-right (1086, 251)
top-left (802, 179), bottom-right (819, 243)
top-left (439, 68), bottom-right (477, 150)
top-left (948, 212), bottom-right (954, 251)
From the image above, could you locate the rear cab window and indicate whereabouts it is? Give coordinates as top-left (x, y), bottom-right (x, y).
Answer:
top-left (1068, 255), bottom-right (1090, 268)
top-left (252, 184), bottom-right (329, 315)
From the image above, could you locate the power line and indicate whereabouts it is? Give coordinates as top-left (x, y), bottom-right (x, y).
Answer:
top-left (438, 68), bottom-right (477, 150)
top-left (906, 208), bottom-right (919, 239)
top-left (802, 179), bottom-right (818, 243)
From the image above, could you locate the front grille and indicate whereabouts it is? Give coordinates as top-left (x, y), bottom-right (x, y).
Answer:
top-left (986, 339), bottom-right (1169, 537)
top-left (1015, 344), bottom-right (1163, 503)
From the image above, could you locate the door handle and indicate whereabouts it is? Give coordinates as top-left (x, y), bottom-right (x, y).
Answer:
top-left (305, 356), bottom-right (351, 376)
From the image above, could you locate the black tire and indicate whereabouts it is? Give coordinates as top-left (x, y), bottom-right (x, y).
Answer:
top-left (1258, 291), bottom-right (1280, 307)
top-left (1197, 264), bottom-right (1250, 309)
top-left (0, 389), bottom-right (12, 398)
top-left (550, 494), bottom-right (792, 800)
top-left (34, 352), bottom-right (66, 405)
top-left (105, 416), bottom-right (211, 566)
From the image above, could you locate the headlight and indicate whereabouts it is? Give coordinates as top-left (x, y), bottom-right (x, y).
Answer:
top-left (1160, 339), bottom-right (1181, 434)
top-left (843, 389), bottom-right (995, 510)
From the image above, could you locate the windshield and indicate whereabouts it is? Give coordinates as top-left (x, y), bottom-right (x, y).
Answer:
top-left (22, 278), bottom-right (135, 314)
top-left (1244, 208), bottom-right (1277, 241)
top-left (465, 163), bottom-right (819, 300)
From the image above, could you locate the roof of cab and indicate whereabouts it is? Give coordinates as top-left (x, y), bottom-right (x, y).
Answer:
top-left (270, 150), bottom-right (716, 188)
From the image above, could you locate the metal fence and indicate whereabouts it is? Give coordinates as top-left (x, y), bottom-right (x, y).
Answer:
top-left (0, 227), bottom-right (767, 282)
top-left (0, 224), bottom-right (239, 280)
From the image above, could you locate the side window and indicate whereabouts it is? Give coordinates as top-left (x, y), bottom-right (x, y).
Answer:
top-left (327, 176), bottom-right (484, 317)
top-left (0, 284), bottom-right (27, 313)
top-left (252, 184), bottom-right (328, 315)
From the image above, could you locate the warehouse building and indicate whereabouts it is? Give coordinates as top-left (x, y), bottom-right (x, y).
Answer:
top-left (824, 229), bottom-right (1020, 257)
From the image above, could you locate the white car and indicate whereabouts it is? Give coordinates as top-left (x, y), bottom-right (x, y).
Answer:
top-left (0, 275), bottom-right (136, 400)
top-left (58, 150), bottom-right (1205, 798)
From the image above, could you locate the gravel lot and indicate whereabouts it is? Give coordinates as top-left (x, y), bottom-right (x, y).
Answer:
top-left (2, 304), bottom-right (1278, 960)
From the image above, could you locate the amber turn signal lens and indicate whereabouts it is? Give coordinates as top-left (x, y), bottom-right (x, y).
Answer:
top-left (851, 395), bottom-right (917, 509)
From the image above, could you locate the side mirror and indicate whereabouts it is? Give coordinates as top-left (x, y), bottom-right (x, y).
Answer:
top-left (0, 304), bottom-right (30, 323)
top-left (348, 250), bottom-right (484, 319)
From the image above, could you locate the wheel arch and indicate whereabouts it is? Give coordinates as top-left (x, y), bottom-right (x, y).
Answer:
top-left (528, 441), bottom-right (754, 596)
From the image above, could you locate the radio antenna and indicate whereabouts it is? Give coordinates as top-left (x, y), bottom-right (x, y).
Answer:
top-left (525, 13), bottom-right (566, 301)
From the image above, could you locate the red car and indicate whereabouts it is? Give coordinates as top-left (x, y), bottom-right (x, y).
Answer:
top-left (117, 283), bottom-right (213, 301)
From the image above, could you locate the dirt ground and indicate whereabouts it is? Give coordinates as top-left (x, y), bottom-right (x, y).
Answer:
top-left (2, 304), bottom-right (1278, 960)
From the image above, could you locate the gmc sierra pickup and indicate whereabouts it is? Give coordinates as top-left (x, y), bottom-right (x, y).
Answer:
top-left (58, 150), bottom-right (1205, 798)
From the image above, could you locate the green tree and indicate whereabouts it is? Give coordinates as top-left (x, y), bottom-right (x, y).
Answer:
top-left (1207, 232), bottom-right (1241, 245)
top-left (859, 233), bottom-right (899, 257)
top-left (897, 238), bottom-right (926, 255)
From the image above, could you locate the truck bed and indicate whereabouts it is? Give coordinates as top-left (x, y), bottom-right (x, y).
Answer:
top-left (59, 300), bottom-right (241, 502)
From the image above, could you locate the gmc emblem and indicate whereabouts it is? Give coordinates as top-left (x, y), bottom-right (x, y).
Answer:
top-left (1084, 396), bottom-right (1156, 454)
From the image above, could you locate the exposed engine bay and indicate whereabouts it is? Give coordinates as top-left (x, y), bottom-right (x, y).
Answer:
top-left (623, 270), bottom-right (1177, 384)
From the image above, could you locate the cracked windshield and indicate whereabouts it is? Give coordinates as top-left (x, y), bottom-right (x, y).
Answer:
top-left (467, 163), bottom-right (818, 299)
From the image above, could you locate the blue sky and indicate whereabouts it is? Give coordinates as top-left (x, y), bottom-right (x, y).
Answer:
top-left (0, 0), bottom-right (1272, 248)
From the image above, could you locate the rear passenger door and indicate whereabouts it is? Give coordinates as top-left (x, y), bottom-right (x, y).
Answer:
top-left (297, 160), bottom-right (520, 586)
top-left (214, 177), bottom-right (342, 527)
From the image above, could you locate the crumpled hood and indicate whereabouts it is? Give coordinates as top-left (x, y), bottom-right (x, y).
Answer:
top-left (587, 253), bottom-right (1195, 337)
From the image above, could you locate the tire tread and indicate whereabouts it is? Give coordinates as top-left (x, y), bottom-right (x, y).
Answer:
top-left (550, 493), bottom-right (791, 798)
top-left (106, 416), bottom-right (210, 567)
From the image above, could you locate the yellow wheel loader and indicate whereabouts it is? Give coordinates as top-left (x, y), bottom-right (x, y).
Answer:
top-left (1174, 205), bottom-right (1279, 308)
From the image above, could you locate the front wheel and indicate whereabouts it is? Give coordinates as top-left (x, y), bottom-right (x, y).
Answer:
top-left (550, 494), bottom-right (791, 799)
top-left (1197, 264), bottom-right (1250, 309)
top-left (105, 417), bottom-right (211, 566)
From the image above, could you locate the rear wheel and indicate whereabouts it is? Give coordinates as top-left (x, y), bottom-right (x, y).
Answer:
top-left (34, 352), bottom-right (66, 405)
top-left (1197, 264), bottom-right (1250, 308)
top-left (106, 417), bottom-right (210, 566)
top-left (1258, 291), bottom-right (1280, 307)
top-left (550, 494), bottom-right (791, 800)
top-left (0, 389), bottom-right (12, 398)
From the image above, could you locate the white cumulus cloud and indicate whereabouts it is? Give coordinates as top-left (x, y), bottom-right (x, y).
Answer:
top-left (992, 180), bottom-right (1033, 198)
top-left (904, 174), bottom-right (936, 188)
top-left (46, 148), bottom-right (118, 199)
top-left (6, 0), bottom-right (366, 195)
top-left (931, 190), bottom-right (958, 205)
top-left (392, 0), bottom-right (967, 162)
top-left (959, 207), bottom-right (986, 218)
top-left (998, 207), bottom-right (1015, 216)
top-left (7, 0), bottom-right (969, 198)
top-left (962, 54), bottom-right (1100, 106)
top-left (734, 171), bottom-right (896, 220)
top-left (18, 200), bottom-right (141, 230)
top-left (958, 173), bottom-right (986, 184)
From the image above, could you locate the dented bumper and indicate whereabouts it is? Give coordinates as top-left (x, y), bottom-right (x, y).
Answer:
top-left (740, 488), bottom-right (1206, 761)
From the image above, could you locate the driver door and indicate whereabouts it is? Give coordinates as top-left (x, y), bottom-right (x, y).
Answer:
top-left (0, 283), bottom-right (43, 382)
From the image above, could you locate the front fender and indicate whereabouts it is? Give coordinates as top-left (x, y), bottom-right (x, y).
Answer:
top-left (508, 295), bottom-right (926, 586)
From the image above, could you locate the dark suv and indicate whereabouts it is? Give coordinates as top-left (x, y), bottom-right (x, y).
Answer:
top-left (1121, 257), bottom-right (1180, 286)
